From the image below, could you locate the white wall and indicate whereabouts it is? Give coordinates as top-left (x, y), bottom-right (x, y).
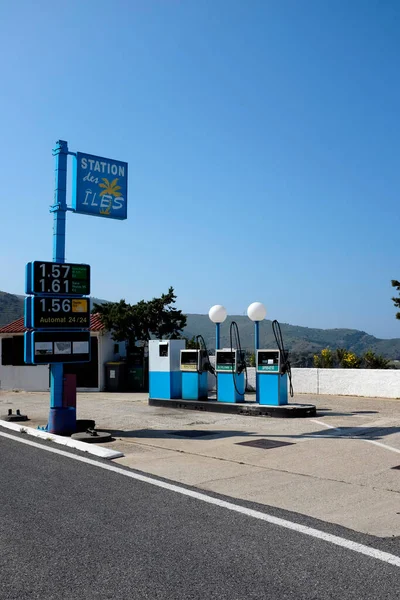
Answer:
top-left (0, 364), bottom-right (50, 392)
top-left (291, 368), bottom-right (318, 394)
top-left (0, 334), bottom-right (49, 391)
top-left (293, 368), bottom-right (400, 398)
top-left (0, 332), bottom-right (117, 393)
top-left (207, 366), bottom-right (400, 398)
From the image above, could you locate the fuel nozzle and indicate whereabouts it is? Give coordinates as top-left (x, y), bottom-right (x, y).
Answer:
top-left (204, 361), bottom-right (215, 376)
top-left (280, 351), bottom-right (290, 375)
top-left (237, 356), bottom-right (246, 375)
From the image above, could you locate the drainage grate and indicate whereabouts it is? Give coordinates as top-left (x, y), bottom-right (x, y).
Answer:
top-left (169, 430), bottom-right (219, 438)
top-left (236, 439), bottom-right (294, 449)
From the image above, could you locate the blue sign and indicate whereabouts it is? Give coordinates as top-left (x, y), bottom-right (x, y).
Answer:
top-left (24, 331), bottom-right (91, 365)
top-left (72, 152), bottom-right (128, 220)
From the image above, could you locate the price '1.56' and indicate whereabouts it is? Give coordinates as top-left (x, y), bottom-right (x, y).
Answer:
top-left (40, 298), bottom-right (73, 313)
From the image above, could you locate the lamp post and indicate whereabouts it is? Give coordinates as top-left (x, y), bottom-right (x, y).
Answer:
top-left (247, 302), bottom-right (266, 403)
top-left (208, 305), bottom-right (227, 350)
top-left (247, 301), bottom-right (267, 354)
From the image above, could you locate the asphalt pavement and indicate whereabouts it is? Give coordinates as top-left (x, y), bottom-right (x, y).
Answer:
top-left (3, 391), bottom-right (400, 538)
top-left (1, 428), bottom-right (399, 599)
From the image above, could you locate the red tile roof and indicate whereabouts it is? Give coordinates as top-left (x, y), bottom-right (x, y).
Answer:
top-left (0, 314), bottom-right (105, 334)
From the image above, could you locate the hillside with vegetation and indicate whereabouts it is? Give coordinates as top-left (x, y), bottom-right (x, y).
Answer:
top-left (0, 292), bottom-right (24, 327)
top-left (184, 314), bottom-right (400, 362)
top-left (1, 291), bottom-right (400, 361)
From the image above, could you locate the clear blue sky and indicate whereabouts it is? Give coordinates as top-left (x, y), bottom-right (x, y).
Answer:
top-left (1, 0), bottom-right (399, 338)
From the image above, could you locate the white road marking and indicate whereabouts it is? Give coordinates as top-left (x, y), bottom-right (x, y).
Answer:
top-left (1, 430), bottom-right (400, 568)
top-left (309, 419), bottom-right (400, 454)
top-left (357, 439), bottom-right (400, 455)
top-left (310, 419), bottom-right (336, 429)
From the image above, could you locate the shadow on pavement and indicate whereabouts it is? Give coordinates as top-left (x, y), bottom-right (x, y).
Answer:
top-left (316, 408), bottom-right (379, 417)
top-left (102, 429), bottom-right (258, 440)
top-left (255, 426), bottom-right (400, 441)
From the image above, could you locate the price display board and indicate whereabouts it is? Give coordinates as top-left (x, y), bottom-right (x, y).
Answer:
top-left (26, 261), bottom-right (90, 296)
top-left (25, 331), bottom-right (91, 364)
top-left (27, 296), bottom-right (90, 329)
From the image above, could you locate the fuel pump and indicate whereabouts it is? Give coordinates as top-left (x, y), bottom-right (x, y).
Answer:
top-left (180, 349), bottom-right (208, 400)
top-left (256, 320), bottom-right (293, 405)
top-left (148, 339), bottom-right (185, 400)
top-left (215, 321), bottom-right (246, 403)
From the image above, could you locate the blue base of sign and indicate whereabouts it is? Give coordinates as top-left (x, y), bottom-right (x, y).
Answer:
top-left (48, 407), bottom-right (76, 435)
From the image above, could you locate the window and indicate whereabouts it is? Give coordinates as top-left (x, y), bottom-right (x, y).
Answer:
top-left (1, 336), bottom-right (27, 366)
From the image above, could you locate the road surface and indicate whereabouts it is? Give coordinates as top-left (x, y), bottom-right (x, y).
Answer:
top-left (0, 428), bottom-right (399, 599)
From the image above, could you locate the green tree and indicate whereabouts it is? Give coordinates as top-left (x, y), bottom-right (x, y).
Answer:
top-left (363, 350), bottom-right (390, 369)
top-left (93, 287), bottom-right (187, 350)
top-left (182, 336), bottom-right (198, 349)
top-left (391, 280), bottom-right (400, 319)
top-left (336, 348), bottom-right (347, 365)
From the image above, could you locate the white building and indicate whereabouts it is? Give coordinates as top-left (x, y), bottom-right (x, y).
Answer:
top-left (0, 315), bottom-right (118, 392)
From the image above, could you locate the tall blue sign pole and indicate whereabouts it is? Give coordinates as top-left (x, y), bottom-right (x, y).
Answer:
top-left (49, 140), bottom-right (68, 428)
top-left (24, 139), bottom-right (128, 435)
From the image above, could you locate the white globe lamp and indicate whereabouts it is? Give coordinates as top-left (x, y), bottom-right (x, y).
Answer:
top-left (247, 302), bottom-right (266, 351)
top-left (208, 305), bottom-right (227, 324)
top-left (208, 305), bottom-right (227, 350)
top-left (247, 302), bottom-right (267, 322)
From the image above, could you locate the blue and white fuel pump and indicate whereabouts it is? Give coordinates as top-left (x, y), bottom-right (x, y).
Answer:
top-left (209, 306), bottom-right (247, 403)
top-left (256, 348), bottom-right (288, 405)
top-left (180, 348), bottom-right (209, 400)
top-left (215, 347), bottom-right (245, 402)
top-left (247, 302), bottom-right (293, 405)
top-left (148, 339), bottom-right (185, 400)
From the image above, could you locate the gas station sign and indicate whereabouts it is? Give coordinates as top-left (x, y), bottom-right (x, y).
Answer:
top-left (25, 296), bottom-right (90, 329)
top-left (25, 331), bottom-right (91, 365)
top-left (72, 152), bottom-right (128, 220)
top-left (23, 140), bottom-right (128, 433)
top-left (26, 261), bottom-right (90, 296)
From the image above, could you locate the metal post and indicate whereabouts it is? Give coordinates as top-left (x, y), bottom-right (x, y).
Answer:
top-left (255, 320), bottom-right (260, 403)
top-left (215, 323), bottom-right (220, 350)
top-left (49, 140), bottom-right (69, 432)
top-left (254, 321), bottom-right (259, 352)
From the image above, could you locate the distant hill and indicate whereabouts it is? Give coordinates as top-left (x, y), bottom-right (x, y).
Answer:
top-left (0, 291), bottom-right (106, 328)
top-left (0, 292), bottom-right (24, 327)
top-left (184, 315), bottom-right (400, 359)
top-left (1, 291), bottom-right (400, 359)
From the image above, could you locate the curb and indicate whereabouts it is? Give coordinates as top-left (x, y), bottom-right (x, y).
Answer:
top-left (148, 398), bottom-right (317, 418)
top-left (0, 420), bottom-right (124, 460)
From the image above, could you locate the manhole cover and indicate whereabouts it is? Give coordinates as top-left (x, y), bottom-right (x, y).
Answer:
top-left (169, 430), bottom-right (218, 438)
top-left (236, 439), bottom-right (294, 449)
